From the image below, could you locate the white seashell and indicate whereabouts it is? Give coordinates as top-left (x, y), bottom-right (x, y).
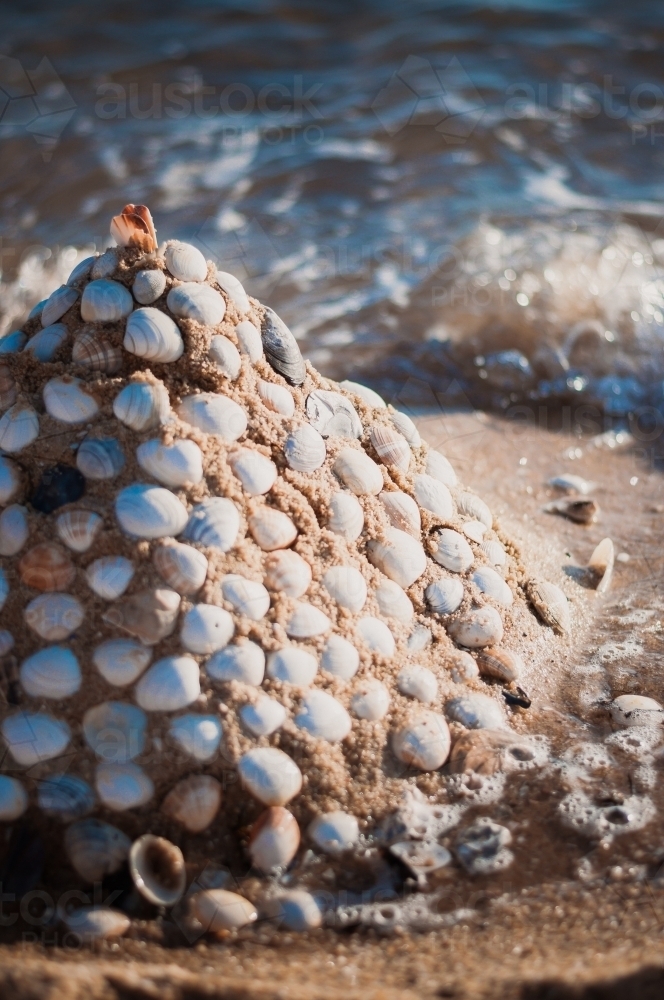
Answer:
top-left (357, 616), bottom-right (395, 657)
top-left (308, 811), bottom-right (360, 856)
top-left (169, 714), bottom-right (223, 761)
top-left (305, 390), bottom-right (363, 439)
top-left (240, 695), bottom-right (287, 737)
top-left (64, 906), bottom-right (130, 942)
top-left (327, 491), bottom-right (364, 540)
top-left (413, 473), bottom-right (454, 521)
top-left (235, 319), bottom-right (263, 361)
top-left (164, 241), bottom-right (207, 281)
top-left (0, 504), bottom-right (28, 555)
top-left (431, 528), bottom-right (474, 573)
top-left (0, 329), bottom-right (27, 354)
top-left (137, 437), bottom-right (203, 487)
top-left (321, 634), bottom-right (360, 679)
top-left (457, 491), bottom-right (492, 529)
top-left (380, 490), bottom-right (421, 537)
top-left (93, 639), bottom-right (151, 686)
top-left (392, 712), bottom-right (451, 770)
top-left (209, 335), bottom-right (241, 379)
top-left (183, 497), bottom-right (241, 551)
top-left (0, 567), bottom-right (7, 612)
top-left (248, 506), bottom-right (297, 550)
top-left (91, 248), bottom-right (119, 279)
top-left (124, 307), bottom-right (184, 363)
top-left (390, 409), bottom-right (421, 447)
top-left (115, 484), bottom-right (188, 539)
top-left (180, 604), bottom-right (234, 654)
top-left (257, 379), bottom-right (295, 416)
top-left (130, 834), bottom-right (186, 907)
top-left (476, 647), bottom-right (522, 683)
top-left (207, 641), bottom-right (265, 686)
top-left (80, 279), bottom-right (133, 322)
top-left (588, 537), bottom-right (614, 594)
top-left (66, 256), bottom-right (95, 286)
top-left (263, 549), bottom-right (311, 598)
top-left (333, 447), bottom-right (383, 495)
top-left (249, 807), bottom-right (300, 872)
top-left (132, 268), bottom-right (166, 304)
top-left (480, 539), bottom-right (507, 568)
top-left (222, 573), bottom-right (270, 620)
top-left (64, 819), bottom-right (131, 883)
top-left (351, 678), bottom-right (390, 720)
top-left (20, 646), bottom-right (81, 699)
top-left (370, 425), bottom-right (411, 472)
top-left (43, 376), bottom-right (99, 424)
top-left (397, 665), bottom-right (438, 703)
top-left (286, 602), bottom-right (331, 638)
top-left (471, 566), bottom-right (513, 606)
top-left (190, 889), bottom-right (257, 933)
top-left (55, 509), bottom-right (102, 553)
top-left (295, 690), bottom-right (351, 742)
top-left (526, 579), bottom-right (570, 633)
top-left (610, 694), bottom-right (664, 727)
top-left (178, 391), bottom-right (247, 440)
top-left (167, 282), bottom-right (226, 326)
top-left (113, 380), bottom-right (170, 431)
top-left (238, 746), bottom-right (303, 806)
top-left (41, 284), bottom-right (79, 326)
top-left (162, 775), bottom-right (222, 833)
top-left (0, 403), bottom-right (39, 453)
top-left (408, 624), bottom-right (432, 651)
top-left (85, 556), bottom-right (135, 600)
top-left (75, 328), bottom-right (122, 371)
top-left (425, 577), bottom-right (464, 615)
top-left (0, 776), bottom-right (28, 820)
top-left (426, 449), bottom-right (457, 487)
top-left (339, 380), bottom-right (386, 409)
top-left (83, 701), bottom-right (147, 762)
top-left (153, 540), bottom-right (207, 594)
top-left (549, 473), bottom-right (594, 494)
top-left (216, 270), bottom-right (250, 313)
top-left (96, 762), bottom-right (154, 811)
top-left (263, 890), bottom-right (322, 931)
top-left (267, 647), bottom-right (318, 686)
top-left (24, 593), bottom-right (84, 640)
top-left (284, 424), bottom-right (326, 473)
top-left (103, 588), bottom-right (181, 646)
top-left (0, 630), bottom-right (13, 655)
top-left (135, 655), bottom-right (200, 711)
top-left (261, 307), bottom-right (305, 385)
top-left (367, 527), bottom-right (427, 588)
top-left (1, 711), bottom-right (71, 766)
top-left (229, 449), bottom-right (277, 496)
top-left (25, 323), bottom-right (67, 361)
top-left (323, 566), bottom-right (367, 613)
top-left (375, 578), bottom-right (413, 623)
top-left (449, 650), bottom-right (479, 683)
top-left (447, 606), bottom-right (504, 648)
top-left (463, 520), bottom-right (486, 543)
top-left (446, 692), bottom-right (506, 730)
top-left (76, 438), bottom-right (125, 479)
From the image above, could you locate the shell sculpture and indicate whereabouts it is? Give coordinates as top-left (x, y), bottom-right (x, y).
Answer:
top-left (0, 207), bottom-right (566, 935)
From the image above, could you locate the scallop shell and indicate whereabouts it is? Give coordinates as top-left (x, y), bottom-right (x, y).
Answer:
top-left (240, 695), bottom-right (287, 737)
top-left (110, 204), bottom-right (157, 252)
top-left (2, 711), bottom-right (71, 766)
top-left (124, 307), bottom-right (184, 363)
top-left (431, 528), bottom-right (474, 573)
top-left (305, 390), bottom-right (363, 439)
top-left (64, 819), bottom-right (131, 883)
top-left (471, 566), bottom-right (513, 606)
top-left (169, 714), bottom-right (222, 761)
top-left (0, 504), bottom-right (28, 555)
top-left (261, 307), bottom-right (306, 385)
top-left (248, 507), bottom-right (298, 551)
top-left (71, 331), bottom-right (122, 373)
top-left (183, 497), bottom-right (241, 550)
top-left (426, 449), bottom-right (457, 487)
top-left (153, 540), bottom-right (208, 594)
top-left (323, 565), bottom-right (367, 613)
top-left (229, 449), bottom-right (277, 495)
top-left (308, 811), bottom-right (359, 855)
top-left (588, 537), bottom-right (614, 594)
top-left (180, 604), bottom-right (234, 655)
top-left (164, 241), bottom-right (207, 281)
top-left (20, 646), bottom-right (81, 699)
top-left (207, 641), bottom-right (265, 686)
top-left (178, 392), bottom-right (247, 440)
top-left (64, 907), bottom-right (130, 942)
top-left (113, 380), bottom-right (170, 431)
top-left (135, 654), bottom-right (200, 711)
top-left (76, 438), bottom-right (125, 480)
top-left (162, 775), bottom-right (222, 833)
top-left (66, 256), bottom-right (95, 286)
top-left (235, 320), bottom-right (263, 361)
top-left (257, 379), bottom-right (295, 416)
top-left (351, 678), bottom-right (390, 720)
top-left (263, 549), bottom-right (311, 597)
top-left (95, 762), bottom-right (154, 811)
top-left (339, 380), bottom-right (386, 409)
top-left (83, 701), bottom-right (147, 761)
top-left (380, 490), bottom-right (421, 537)
top-left (80, 279), bottom-right (133, 322)
top-left (476, 647), bottom-right (522, 683)
top-left (267, 647), bottom-right (318, 686)
top-left (286, 602), bottom-right (331, 639)
top-left (249, 807), bottom-right (300, 872)
top-left (526, 579), bottom-right (570, 633)
top-left (367, 527), bottom-right (427, 588)
top-left (457, 491), bottom-right (492, 529)
top-left (370, 425), bottom-right (411, 472)
top-left (55, 509), bottom-right (103, 553)
top-left (25, 323), bottom-right (67, 361)
top-left (167, 282), bottom-right (226, 326)
top-left (0, 775), bottom-right (28, 821)
top-left (222, 574), bottom-right (270, 621)
top-left (43, 376), bottom-right (99, 424)
top-left (295, 690), bottom-right (351, 742)
top-left (85, 555), bottom-right (135, 599)
top-left (209, 335), bottom-right (241, 380)
top-left (321, 634), bottom-right (360, 679)
top-left (327, 491), bottom-right (364, 540)
top-left (375, 578), bottom-right (413, 623)
top-left (425, 577), bottom-right (464, 615)
top-left (190, 889), bottom-right (257, 933)
top-left (24, 592), bottom-right (84, 640)
top-left (102, 588), bottom-right (181, 646)
top-left (216, 270), bottom-right (250, 314)
top-left (333, 447), bottom-right (383, 495)
top-left (413, 473), bottom-right (454, 521)
top-left (0, 329), bottom-right (27, 354)
top-left (0, 403), bottom-right (39, 453)
top-left (136, 437), bottom-right (203, 487)
top-left (284, 424), bottom-right (326, 473)
top-left (130, 834), bottom-right (186, 907)
top-left (132, 268), bottom-right (166, 304)
top-left (238, 746), bottom-right (303, 806)
top-left (19, 543), bottom-right (75, 591)
top-left (392, 712), bottom-right (451, 770)
top-left (92, 638), bottom-right (152, 686)
top-left (447, 606), bottom-right (504, 648)
top-left (397, 665), bottom-right (438, 703)
top-left (357, 616), bottom-right (395, 657)
top-left (0, 364), bottom-right (16, 410)
top-left (115, 484), bottom-right (189, 539)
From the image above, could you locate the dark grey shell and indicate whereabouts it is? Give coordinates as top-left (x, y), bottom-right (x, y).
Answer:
top-left (261, 308), bottom-right (306, 385)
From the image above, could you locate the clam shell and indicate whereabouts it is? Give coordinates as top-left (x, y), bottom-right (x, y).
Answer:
top-left (178, 392), bottom-right (247, 440)
top-left (76, 438), bottom-right (125, 480)
top-left (113, 380), bottom-right (170, 431)
top-left (351, 678), bottom-right (390, 719)
top-left (321, 634), bottom-right (359, 679)
top-left (327, 491), bottom-right (364, 540)
top-left (93, 638), bottom-right (152, 686)
top-left (180, 604), bottom-right (234, 654)
top-left (222, 574), bottom-right (270, 621)
top-left (295, 690), bottom-right (351, 742)
top-left (95, 762), bottom-right (154, 810)
top-left (426, 449), bottom-right (457, 487)
top-left (130, 834), bottom-right (186, 907)
top-left (85, 556), bottom-right (135, 600)
top-left (102, 588), bottom-right (181, 646)
top-left (0, 403), bottom-right (39, 453)
top-left (370, 425), bottom-right (410, 472)
top-left (209, 335), bottom-right (241, 380)
top-left (263, 890), bottom-right (322, 931)
top-left (333, 447), bottom-right (383, 495)
top-left (136, 437), bottom-right (203, 487)
top-left (392, 712), bottom-right (451, 770)
top-left (446, 692), bottom-right (506, 730)
top-left (229, 449), bottom-right (277, 496)
top-left (20, 645), bottom-right (81, 699)
top-left (449, 650), bottom-right (479, 683)
top-left (471, 566), bottom-right (513, 606)
top-left (267, 647), bottom-right (318, 686)
top-left (153, 540), bottom-right (208, 594)
top-left (407, 624), bottom-right (432, 651)
top-left (0, 456), bottom-right (20, 504)
top-left (0, 504), bottom-right (28, 555)
top-left (480, 540), bottom-right (507, 568)
top-left (43, 376), bottom-right (99, 424)
top-left (164, 241), bottom-right (207, 281)
top-left (413, 474), bottom-right (454, 521)
top-left (0, 776), bottom-right (28, 821)
top-left (0, 329), bottom-right (27, 354)
top-left (207, 641), bottom-right (265, 685)
top-left (447, 606), bottom-right (504, 648)
top-left (463, 520), bottom-right (486, 543)
top-left (305, 390), bottom-right (363, 439)
top-left (390, 409), bottom-right (420, 447)
top-left (367, 527), bottom-right (427, 588)
top-left (476, 647), bottom-right (522, 683)
top-left (135, 654), bottom-right (200, 711)
top-left (238, 746), bottom-right (303, 806)
top-left (132, 268), bottom-right (166, 305)
top-left (91, 248), bottom-right (119, 279)
top-left (263, 549), bottom-right (311, 597)
top-left (375, 578), bottom-right (413, 623)
top-left (526, 579), bottom-right (570, 633)
top-left (80, 279), bottom-right (133, 322)
top-left (124, 307), bottom-right (184, 363)
top-left (397, 665), bottom-right (438, 703)
top-left (357, 616), bottom-right (395, 657)
top-left (83, 701), bottom-right (147, 761)
top-left (261, 307), bottom-right (306, 385)
top-left (610, 694), bottom-right (664, 727)
top-left (190, 889), bottom-right (257, 933)
top-left (55, 509), bottom-right (103, 553)
top-left (284, 424), bottom-right (326, 473)
top-left (457, 491), bottom-right (492, 529)
top-left (64, 906), bottom-right (130, 942)
top-left (167, 282), bottom-right (226, 326)
top-left (64, 819), bottom-right (131, 883)
top-left (339, 380), bottom-right (386, 409)
top-left (216, 270), bottom-right (250, 314)
top-left (115, 484), bottom-right (189, 539)
top-left (169, 714), bottom-right (222, 761)
top-left (431, 528), bottom-right (474, 573)
top-left (425, 577), bottom-right (464, 615)
top-left (235, 320), bottom-right (263, 361)
top-left (248, 507), bottom-right (298, 550)
top-left (286, 602), bottom-right (331, 638)
top-left (37, 774), bottom-right (94, 820)
top-left (323, 565), bottom-right (367, 613)
top-left (162, 775), bottom-right (222, 833)
top-left (588, 536), bottom-right (614, 594)
top-left (0, 364), bottom-right (16, 410)
top-left (71, 331), bottom-right (122, 373)
top-left (380, 490), bottom-right (421, 537)
top-left (257, 379), bottom-right (295, 416)
top-left (25, 323), bottom-right (67, 361)
top-left (1, 711), bottom-right (71, 766)
top-left (240, 695), bottom-right (286, 737)
top-left (308, 811), bottom-right (359, 855)
top-left (543, 496), bottom-right (599, 525)
top-left (24, 592), bottom-right (84, 640)
top-left (183, 497), bottom-right (241, 551)
top-left (66, 256), bottom-right (95, 285)
top-left (249, 807), bottom-right (300, 872)
top-left (19, 543), bottom-right (75, 591)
